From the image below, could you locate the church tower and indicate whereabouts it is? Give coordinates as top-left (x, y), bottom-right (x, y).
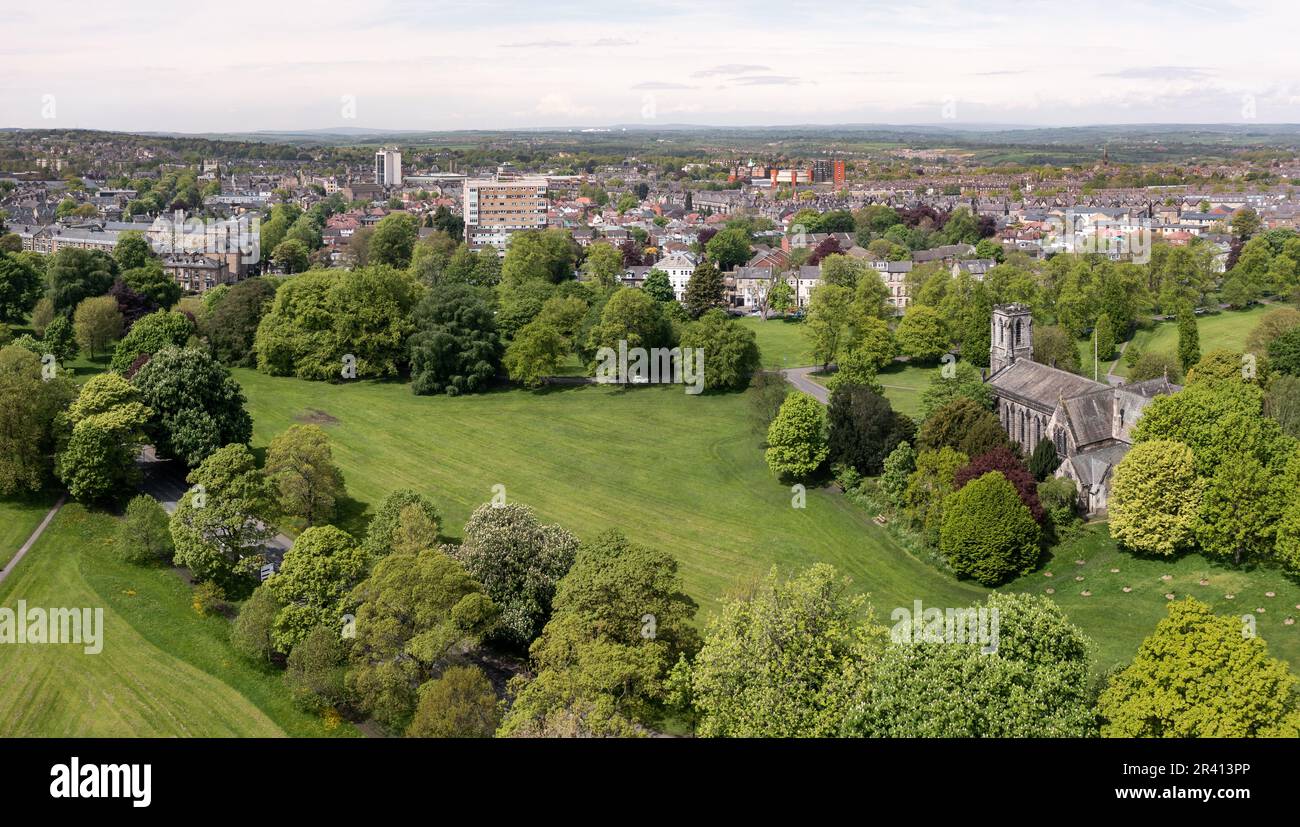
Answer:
top-left (990, 303), bottom-right (1034, 374)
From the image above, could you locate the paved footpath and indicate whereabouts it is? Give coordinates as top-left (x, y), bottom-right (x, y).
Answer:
top-left (781, 365), bottom-right (830, 404)
top-left (0, 495), bottom-right (67, 586)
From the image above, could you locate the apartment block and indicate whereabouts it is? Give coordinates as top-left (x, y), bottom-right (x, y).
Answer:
top-left (463, 176), bottom-right (549, 252)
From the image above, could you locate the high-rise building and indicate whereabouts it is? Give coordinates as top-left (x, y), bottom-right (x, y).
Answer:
top-left (812, 159), bottom-right (846, 186)
top-left (463, 176), bottom-right (549, 253)
top-left (374, 148), bottom-right (402, 187)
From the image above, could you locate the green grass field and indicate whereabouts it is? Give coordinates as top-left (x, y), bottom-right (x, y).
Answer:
top-left (877, 362), bottom-right (934, 419)
top-left (234, 369), bottom-right (1300, 674)
top-left (0, 495), bottom-right (56, 569)
top-left (1115, 305), bottom-right (1271, 378)
top-left (0, 504), bottom-right (356, 737)
top-left (738, 316), bottom-right (814, 368)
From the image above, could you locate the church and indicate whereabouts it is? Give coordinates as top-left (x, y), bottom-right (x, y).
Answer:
top-left (984, 304), bottom-right (1180, 517)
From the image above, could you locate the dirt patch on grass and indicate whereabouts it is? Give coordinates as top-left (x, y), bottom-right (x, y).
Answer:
top-left (296, 408), bottom-right (340, 426)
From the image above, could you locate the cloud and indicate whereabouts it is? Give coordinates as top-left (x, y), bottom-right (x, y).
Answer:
top-left (589, 37), bottom-right (636, 47)
top-left (1099, 66), bottom-right (1215, 81)
top-left (534, 93), bottom-right (591, 117)
top-left (728, 75), bottom-right (807, 86)
top-left (692, 63), bottom-right (770, 78)
top-left (972, 69), bottom-right (1027, 76)
top-left (501, 39), bottom-right (573, 49)
top-left (632, 81), bottom-right (696, 90)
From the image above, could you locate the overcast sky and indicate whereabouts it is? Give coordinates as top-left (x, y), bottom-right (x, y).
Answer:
top-left (3, 0), bottom-right (1298, 132)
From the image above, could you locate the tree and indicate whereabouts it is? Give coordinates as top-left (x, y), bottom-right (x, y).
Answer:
top-left (0, 346), bottom-right (75, 496)
top-left (169, 443), bottom-right (276, 591)
top-left (30, 297), bottom-right (54, 337)
top-left (347, 547), bottom-right (498, 731)
top-left (1271, 327), bottom-right (1300, 377)
top-left (764, 391), bottom-right (828, 480)
top-left (827, 384), bottom-right (914, 476)
top-left (264, 424), bottom-right (345, 525)
top-left (1176, 302), bottom-right (1200, 371)
top-left (683, 261), bottom-right (725, 319)
top-left (940, 471), bottom-right (1040, 585)
top-left (121, 263), bottom-right (181, 310)
top-left (1195, 453), bottom-right (1275, 565)
top-left (271, 239), bottom-right (310, 274)
top-left (42, 314), bottom-right (79, 366)
top-left (1027, 437), bottom-right (1060, 481)
top-left (704, 226), bottom-right (752, 271)
top-left (284, 624), bottom-right (349, 713)
top-left (229, 585), bottom-right (284, 663)
top-left (678, 309), bottom-right (760, 391)
top-left (903, 447), bottom-right (968, 545)
top-left (48, 247), bottom-right (117, 316)
top-left (1129, 350), bottom-right (1183, 383)
top-left (1098, 598), bottom-right (1300, 737)
top-left (361, 489), bottom-right (442, 559)
top-left (803, 283), bottom-right (863, 367)
top-left (204, 278), bottom-right (277, 367)
top-left (254, 267), bottom-right (420, 381)
top-left (1031, 324), bottom-right (1081, 373)
top-left (368, 213), bottom-right (419, 268)
top-left (408, 665), bottom-right (500, 737)
top-left (879, 441), bottom-right (916, 508)
top-left (686, 564), bottom-right (884, 737)
top-left (1092, 312), bottom-right (1115, 361)
top-left (954, 446), bottom-right (1045, 524)
top-left (0, 251), bottom-right (42, 322)
top-left (917, 396), bottom-right (1000, 453)
top-left (501, 229), bottom-right (577, 285)
top-left (504, 320), bottom-right (568, 388)
top-left (585, 288), bottom-right (672, 362)
top-left (113, 231), bottom-right (153, 271)
top-left (132, 346), bottom-right (252, 467)
top-left (847, 593), bottom-right (1095, 737)
top-left (72, 295), bottom-right (123, 358)
top-left (267, 525), bottom-right (368, 651)
top-left (580, 242), bottom-right (624, 290)
top-left (408, 283), bottom-right (502, 396)
top-left (1266, 375), bottom-right (1300, 438)
top-left (642, 268), bottom-right (673, 303)
top-left (115, 495), bottom-right (173, 565)
top-left (448, 502), bottom-right (579, 648)
top-left (917, 361), bottom-right (992, 419)
top-left (895, 304), bottom-right (949, 362)
top-left (498, 530), bottom-right (700, 735)
top-left (55, 373), bottom-right (152, 503)
top-left (1247, 307), bottom-right (1300, 360)
top-left (1231, 207), bottom-right (1262, 240)
top-left (110, 310), bottom-right (193, 373)
top-left (1107, 440), bottom-right (1202, 556)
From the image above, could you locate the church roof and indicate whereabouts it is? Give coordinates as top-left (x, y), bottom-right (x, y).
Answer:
top-left (1066, 443), bottom-right (1131, 490)
top-left (986, 359), bottom-right (1108, 411)
top-left (1062, 388), bottom-right (1116, 448)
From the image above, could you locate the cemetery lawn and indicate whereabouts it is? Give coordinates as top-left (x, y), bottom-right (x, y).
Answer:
top-left (1114, 304), bottom-right (1272, 378)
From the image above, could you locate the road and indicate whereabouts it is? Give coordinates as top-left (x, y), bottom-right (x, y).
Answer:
top-left (780, 365), bottom-right (830, 404)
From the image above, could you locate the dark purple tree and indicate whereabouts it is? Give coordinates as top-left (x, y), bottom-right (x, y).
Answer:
top-left (954, 445), bottom-right (1045, 524)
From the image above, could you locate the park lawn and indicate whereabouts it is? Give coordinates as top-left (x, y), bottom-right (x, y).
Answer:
top-left (1114, 305), bottom-right (1271, 378)
top-left (236, 368), bottom-right (1300, 677)
top-left (0, 504), bottom-right (356, 737)
top-left (0, 494), bottom-right (56, 569)
top-left (236, 369), bottom-right (984, 621)
top-left (738, 316), bottom-right (814, 369)
top-left (1004, 524), bottom-right (1300, 675)
top-left (877, 362), bottom-right (934, 419)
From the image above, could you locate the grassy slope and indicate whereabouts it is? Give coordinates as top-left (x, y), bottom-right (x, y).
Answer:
top-left (0, 505), bottom-right (355, 737)
top-left (0, 495), bottom-right (56, 569)
top-left (236, 369), bottom-right (1300, 673)
top-left (1113, 305), bottom-right (1271, 378)
top-left (737, 316), bottom-right (814, 369)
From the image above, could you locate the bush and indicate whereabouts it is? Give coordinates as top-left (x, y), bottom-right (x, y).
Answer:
top-left (230, 584), bottom-right (284, 663)
top-left (115, 495), bottom-right (173, 565)
top-left (764, 391), bottom-right (829, 480)
top-left (1027, 438), bottom-right (1060, 481)
top-left (940, 471), bottom-right (1040, 585)
top-left (406, 665), bottom-right (500, 738)
top-left (192, 581), bottom-right (227, 616)
top-left (284, 624), bottom-right (349, 713)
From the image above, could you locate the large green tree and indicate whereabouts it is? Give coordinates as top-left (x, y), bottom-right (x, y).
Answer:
top-left (132, 346), bottom-right (253, 467)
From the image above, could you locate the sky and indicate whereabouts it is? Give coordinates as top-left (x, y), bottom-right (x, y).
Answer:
top-left (3, 0), bottom-right (1299, 133)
